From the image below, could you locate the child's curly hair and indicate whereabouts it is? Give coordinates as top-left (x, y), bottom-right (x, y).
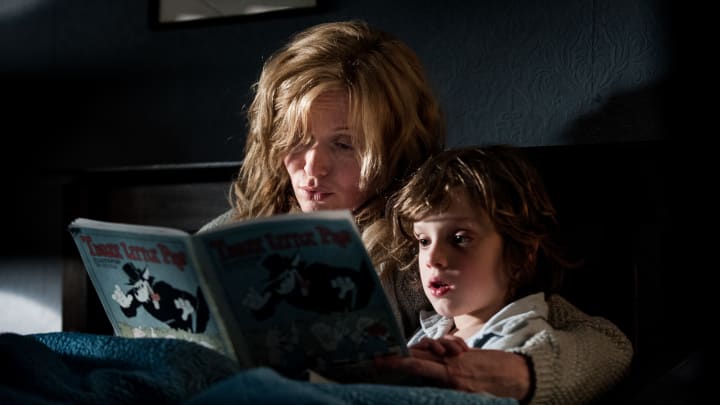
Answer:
top-left (389, 145), bottom-right (576, 302)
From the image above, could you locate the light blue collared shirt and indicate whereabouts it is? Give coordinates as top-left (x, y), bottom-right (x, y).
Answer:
top-left (407, 292), bottom-right (550, 349)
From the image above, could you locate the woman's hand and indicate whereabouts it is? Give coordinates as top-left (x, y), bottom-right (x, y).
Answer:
top-left (410, 335), bottom-right (470, 356)
top-left (376, 343), bottom-right (532, 401)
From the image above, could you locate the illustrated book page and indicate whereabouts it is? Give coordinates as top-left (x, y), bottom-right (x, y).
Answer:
top-left (67, 219), bottom-right (236, 359)
top-left (192, 210), bottom-right (409, 380)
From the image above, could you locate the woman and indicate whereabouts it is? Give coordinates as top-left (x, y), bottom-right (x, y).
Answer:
top-left (200, 20), bottom-right (632, 404)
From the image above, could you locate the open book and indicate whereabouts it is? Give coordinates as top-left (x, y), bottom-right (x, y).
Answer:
top-left (67, 210), bottom-right (410, 383)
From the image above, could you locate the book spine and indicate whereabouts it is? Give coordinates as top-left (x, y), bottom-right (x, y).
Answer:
top-left (190, 239), bottom-right (249, 366)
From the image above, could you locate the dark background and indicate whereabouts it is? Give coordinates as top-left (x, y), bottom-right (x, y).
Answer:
top-left (2, 1), bottom-right (701, 400)
top-left (1, 0), bottom-right (684, 373)
top-left (2, 0), bottom-right (674, 256)
top-left (3, 0), bottom-right (672, 171)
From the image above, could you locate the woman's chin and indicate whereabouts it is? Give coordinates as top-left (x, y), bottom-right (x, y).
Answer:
top-left (299, 200), bottom-right (334, 212)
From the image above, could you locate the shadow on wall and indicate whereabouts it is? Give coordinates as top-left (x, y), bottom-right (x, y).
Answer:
top-left (550, 78), bottom-right (707, 405)
top-left (564, 79), bottom-right (670, 144)
top-left (531, 79), bottom-right (695, 397)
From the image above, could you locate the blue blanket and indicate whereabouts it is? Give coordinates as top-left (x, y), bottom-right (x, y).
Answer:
top-left (0, 332), bottom-right (517, 405)
top-left (187, 368), bottom-right (518, 404)
top-left (0, 332), bottom-right (239, 404)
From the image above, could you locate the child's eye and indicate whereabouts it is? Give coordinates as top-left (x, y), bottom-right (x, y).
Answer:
top-left (415, 234), bottom-right (430, 247)
top-left (452, 233), bottom-right (472, 246)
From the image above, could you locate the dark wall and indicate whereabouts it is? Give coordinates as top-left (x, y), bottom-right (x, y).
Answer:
top-left (3, 0), bottom-right (672, 172)
top-left (2, 0), bottom-right (673, 256)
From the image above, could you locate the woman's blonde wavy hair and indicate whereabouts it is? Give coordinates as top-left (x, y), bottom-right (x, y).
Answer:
top-left (230, 20), bottom-right (445, 265)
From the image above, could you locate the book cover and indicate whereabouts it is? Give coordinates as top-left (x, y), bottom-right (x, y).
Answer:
top-left (67, 220), bottom-right (234, 358)
top-left (68, 210), bottom-right (407, 381)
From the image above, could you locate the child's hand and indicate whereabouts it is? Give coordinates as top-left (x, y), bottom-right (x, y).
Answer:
top-left (409, 335), bottom-right (470, 357)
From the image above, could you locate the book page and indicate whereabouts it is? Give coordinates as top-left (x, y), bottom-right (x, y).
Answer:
top-left (193, 210), bottom-right (408, 380)
top-left (67, 219), bottom-right (235, 359)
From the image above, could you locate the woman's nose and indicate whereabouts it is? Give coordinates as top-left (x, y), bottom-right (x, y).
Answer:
top-left (304, 144), bottom-right (330, 177)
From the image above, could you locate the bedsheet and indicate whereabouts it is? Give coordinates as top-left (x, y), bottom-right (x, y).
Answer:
top-left (0, 332), bottom-right (517, 405)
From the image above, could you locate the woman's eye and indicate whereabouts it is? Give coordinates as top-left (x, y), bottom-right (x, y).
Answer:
top-left (332, 135), bottom-right (355, 151)
top-left (288, 140), bottom-right (310, 154)
top-left (415, 237), bottom-right (429, 247)
top-left (334, 141), bottom-right (354, 151)
top-left (289, 145), bottom-right (304, 155)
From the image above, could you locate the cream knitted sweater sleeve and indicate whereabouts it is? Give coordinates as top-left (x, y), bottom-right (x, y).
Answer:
top-left (382, 265), bottom-right (633, 405)
top-left (197, 209), bottom-right (235, 234)
top-left (510, 295), bottom-right (633, 405)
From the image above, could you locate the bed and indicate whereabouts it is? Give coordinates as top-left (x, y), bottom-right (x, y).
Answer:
top-left (4, 140), bottom-right (696, 404)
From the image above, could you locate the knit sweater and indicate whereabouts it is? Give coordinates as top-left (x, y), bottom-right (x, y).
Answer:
top-left (198, 210), bottom-right (634, 405)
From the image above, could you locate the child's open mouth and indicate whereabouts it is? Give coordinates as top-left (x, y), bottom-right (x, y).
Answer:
top-left (428, 279), bottom-right (452, 297)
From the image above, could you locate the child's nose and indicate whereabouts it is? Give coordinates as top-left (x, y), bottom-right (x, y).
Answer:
top-left (426, 243), bottom-right (449, 269)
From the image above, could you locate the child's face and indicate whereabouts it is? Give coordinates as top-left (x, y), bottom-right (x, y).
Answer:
top-left (413, 191), bottom-right (509, 322)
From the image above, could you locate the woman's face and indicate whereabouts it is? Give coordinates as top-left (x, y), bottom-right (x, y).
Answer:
top-left (283, 91), bottom-right (370, 212)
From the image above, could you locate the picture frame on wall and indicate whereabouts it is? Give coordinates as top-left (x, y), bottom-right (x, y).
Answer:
top-left (149, 0), bottom-right (319, 28)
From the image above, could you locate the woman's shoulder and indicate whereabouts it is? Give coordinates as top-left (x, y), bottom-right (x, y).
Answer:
top-left (197, 209), bottom-right (236, 234)
top-left (545, 294), bottom-right (587, 325)
top-left (546, 293), bottom-right (630, 341)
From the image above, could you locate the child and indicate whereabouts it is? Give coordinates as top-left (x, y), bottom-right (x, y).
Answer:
top-left (390, 145), bottom-right (574, 352)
